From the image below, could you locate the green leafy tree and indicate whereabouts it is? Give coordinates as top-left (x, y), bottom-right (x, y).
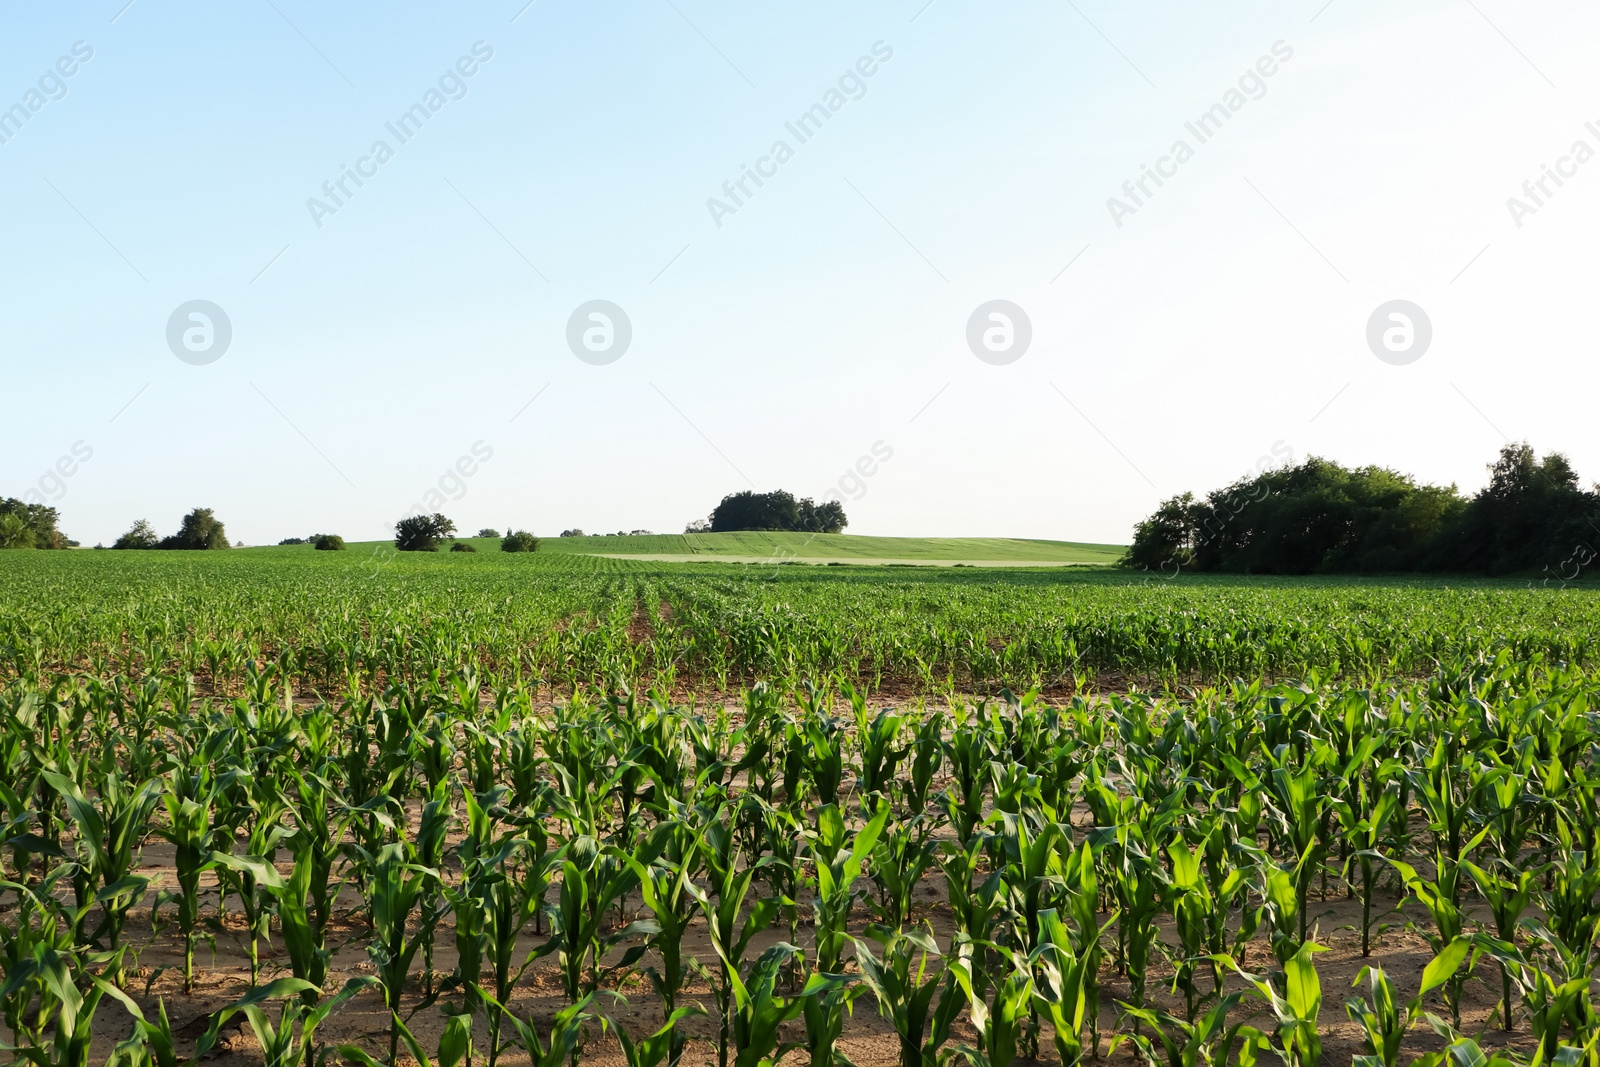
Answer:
top-left (502, 530), bottom-right (540, 553)
top-left (112, 519), bottom-right (160, 550)
top-left (395, 513), bottom-right (456, 551)
top-left (159, 507), bottom-right (230, 550)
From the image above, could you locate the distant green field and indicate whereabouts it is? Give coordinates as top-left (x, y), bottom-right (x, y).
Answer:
top-left (251, 531), bottom-right (1125, 566)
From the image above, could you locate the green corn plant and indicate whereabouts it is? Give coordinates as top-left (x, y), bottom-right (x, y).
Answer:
top-left (194, 976), bottom-right (377, 1067)
top-left (1258, 850), bottom-right (1312, 968)
top-left (852, 925), bottom-right (960, 1067)
top-left (156, 763), bottom-right (221, 994)
top-left (1464, 858), bottom-right (1542, 1031)
top-left (0, 879), bottom-right (91, 1059)
top-left (3, 948), bottom-right (127, 1067)
top-left (352, 839), bottom-right (443, 1066)
top-left (1343, 943), bottom-right (1470, 1067)
top-left (1159, 837), bottom-right (1216, 1021)
top-left (871, 813), bottom-right (938, 929)
top-left (1032, 908), bottom-right (1118, 1067)
top-left (946, 942), bottom-right (1035, 1067)
top-left (210, 841), bottom-right (330, 996)
top-left (211, 781), bottom-right (290, 985)
top-left (549, 834), bottom-right (653, 1004)
top-left (941, 709), bottom-right (992, 847)
top-left (99, 994), bottom-right (189, 1067)
top-left (40, 767), bottom-right (159, 984)
top-left (415, 779), bottom-right (453, 997)
top-left (286, 769), bottom-right (341, 943)
top-left (689, 812), bottom-right (778, 1067)
top-left (803, 801), bottom-right (889, 1067)
top-left (618, 825), bottom-right (703, 1067)
top-left (449, 788), bottom-right (564, 1067)
top-left (1109, 832), bottom-right (1161, 1014)
top-left (853, 696), bottom-right (908, 800)
top-left (1335, 778), bottom-right (1401, 956)
top-left (1113, 993), bottom-right (1250, 1067)
top-left (1471, 929), bottom-right (1597, 1067)
top-left (938, 837), bottom-right (1005, 963)
top-left (802, 708), bottom-right (846, 807)
top-left (1215, 941), bottom-right (1325, 1067)
top-left (612, 1007), bottom-right (709, 1067)
top-left (726, 943), bottom-right (847, 1067)
top-left (752, 799), bottom-right (806, 965)
top-left (901, 707), bottom-right (945, 818)
top-left (1265, 752), bottom-right (1328, 944)
top-left (1386, 843), bottom-right (1485, 1027)
top-left (339, 1007), bottom-right (476, 1067)
top-left (992, 810), bottom-right (1068, 953)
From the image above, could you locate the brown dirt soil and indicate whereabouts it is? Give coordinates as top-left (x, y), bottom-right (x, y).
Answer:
top-left (29, 824), bottom-right (1544, 1067)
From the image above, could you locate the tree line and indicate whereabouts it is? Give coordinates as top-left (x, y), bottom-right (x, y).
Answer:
top-left (1123, 442), bottom-right (1599, 577)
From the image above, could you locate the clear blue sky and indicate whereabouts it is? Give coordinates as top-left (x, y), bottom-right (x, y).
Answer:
top-left (3, 1), bottom-right (1595, 546)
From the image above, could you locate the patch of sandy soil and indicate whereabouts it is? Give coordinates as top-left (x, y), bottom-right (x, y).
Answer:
top-left (35, 826), bottom-right (1542, 1067)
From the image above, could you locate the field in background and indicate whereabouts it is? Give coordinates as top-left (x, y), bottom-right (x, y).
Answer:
top-left (3, 548), bottom-right (1597, 695)
top-left (253, 530), bottom-right (1126, 566)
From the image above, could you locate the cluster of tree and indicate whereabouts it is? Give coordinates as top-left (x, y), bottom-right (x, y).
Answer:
top-left (113, 508), bottom-right (230, 550)
top-left (0, 499), bottom-right (72, 549)
top-left (705, 489), bottom-right (848, 534)
top-left (1123, 442), bottom-right (1600, 576)
top-left (502, 530), bottom-right (539, 552)
top-left (393, 515), bottom-right (540, 554)
top-left (277, 534), bottom-right (346, 550)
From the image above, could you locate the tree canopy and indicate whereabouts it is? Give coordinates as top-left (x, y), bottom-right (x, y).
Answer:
top-left (1123, 443), bottom-right (1598, 576)
top-left (707, 490), bottom-right (847, 534)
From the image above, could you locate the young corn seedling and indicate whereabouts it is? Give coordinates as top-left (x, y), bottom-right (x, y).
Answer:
top-left (689, 812), bottom-right (778, 1067)
top-left (947, 942), bottom-right (1035, 1067)
top-left (1386, 839), bottom-right (1486, 1027)
top-left (353, 839), bottom-right (443, 1066)
top-left (620, 830), bottom-right (704, 1067)
top-left (871, 813), bottom-right (937, 930)
top-left (1342, 943), bottom-right (1470, 1067)
top-left (1113, 992), bottom-right (1250, 1067)
top-left (611, 1006), bottom-right (709, 1067)
top-left (195, 975), bottom-right (377, 1067)
top-left (727, 943), bottom-right (848, 1067)
top-left (40, 767), bottom-right (159, 984)
top-left (550, 834), bottom-right (654, 1005)
top-left (803, 801), bottom-right (889, 1067)
top-left (852, 925), bottom-right (960, 1067)
top-left (1216, 941), bottom-right (1325, 1067)
top-left (157, 764), bottom-right (222, 994)
top-left (1033, 908), bottom-right (1118, 1067)
top-left (1463, 858), bottom-right (1542, 1030)
top-left (1334, 778), bottom-right (1401, 956)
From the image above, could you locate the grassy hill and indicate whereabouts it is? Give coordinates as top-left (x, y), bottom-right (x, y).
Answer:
top-left (253, 531), bottom-right (1123, 566)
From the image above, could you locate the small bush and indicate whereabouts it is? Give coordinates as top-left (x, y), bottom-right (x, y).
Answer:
top-left (477, 528), bottom-right (500, 538)
top-left (559, 528), bottom-right (584, 537)
top-left (449, 541), bottom-right (476, 553)
top-left (502, 530), bottom-right (539, 553)
top-left (313, 534), bottom-right (345, 551)
top-left (278, 537), bottom-right (307, 546)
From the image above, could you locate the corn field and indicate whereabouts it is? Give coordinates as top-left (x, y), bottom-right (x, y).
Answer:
top-left (2, 551), bottom-right (1600, 1065)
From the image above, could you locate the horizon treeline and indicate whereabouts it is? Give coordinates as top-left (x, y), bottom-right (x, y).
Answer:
top-left (1123, 442), bottom-right (1598, 577)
